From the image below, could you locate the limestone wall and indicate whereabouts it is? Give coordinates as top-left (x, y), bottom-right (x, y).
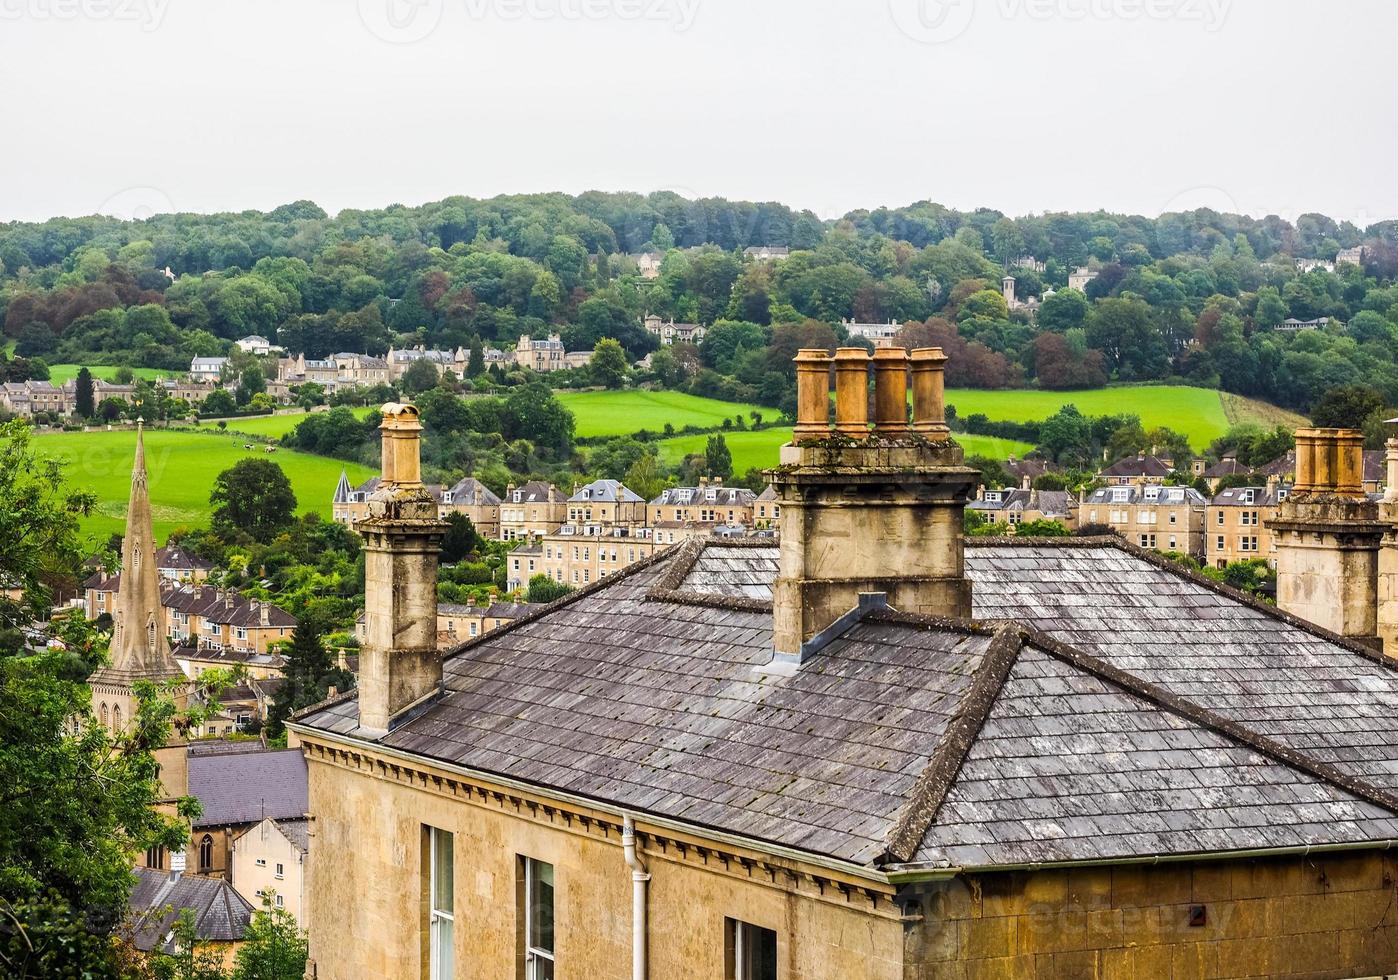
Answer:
top-left (901, 853), bottom-right (1398, 979)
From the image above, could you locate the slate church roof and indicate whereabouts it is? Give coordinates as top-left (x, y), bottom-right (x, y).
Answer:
top-left (298, 538), bottom-right (1398, 872)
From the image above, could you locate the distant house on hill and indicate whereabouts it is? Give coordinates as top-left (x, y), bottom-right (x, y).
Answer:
top-left (839, 318), bottom-right (901, 347)
top-left (742, 245), bottom-right (790, 261)
top-left (189, 356), bottom-right (229, 383)
top-left (234, 335), bottom-right (282, 356)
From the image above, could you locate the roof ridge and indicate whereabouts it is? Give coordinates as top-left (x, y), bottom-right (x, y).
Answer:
top-left (1021, 626), bottom-right (1398, 821)
top-left (882, 625), bottom-right (1024, 864)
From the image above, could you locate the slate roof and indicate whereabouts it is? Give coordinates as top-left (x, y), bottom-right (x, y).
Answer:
top-left (570, 479), bottom-right (643, 503)
top-left (970, 488), bottom-right (1073, 519)
top-left (298, 536), bottom-right (1398, 871)
top-left (1099, 454), bottom-right (1172, 478)
top-left (1203, 454), bottom-right (1248, 479)
top-left (188, 747), bottom-right (308, 827)
top-left (125, 869), bottom-right (254, 952)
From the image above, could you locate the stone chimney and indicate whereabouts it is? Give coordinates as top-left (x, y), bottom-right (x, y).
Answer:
top-left (766, 347), bottom-right (976, 660)
top-left (355, 403), bottom-right (448, 735)
top-left (1272, 427), bottom-right (1384, 648)
top-left (1379, 421), bottom-right (1398, 657)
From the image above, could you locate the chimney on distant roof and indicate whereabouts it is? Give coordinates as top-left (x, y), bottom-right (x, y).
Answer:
top-left (355, 403), bottom-right (448, 735)
top-left (1273, 427), bottom-right (1384, 648)
top-left (767, 347), bottom-right (975, 658)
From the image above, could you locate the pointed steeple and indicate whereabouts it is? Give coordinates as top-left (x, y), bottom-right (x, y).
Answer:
top-left (92, 421), bottom-right (181, 684)
top-left (332, 468), bottom-right (352, 505)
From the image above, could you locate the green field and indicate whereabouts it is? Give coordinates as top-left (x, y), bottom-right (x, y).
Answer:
top-left (32, 428), bottom-right (376, 542)
top-left (213, 407), bottom-right (377, 439)
top-left (557, 390), bottom-right (771, 438)
top-left (945, 385), bottom-right (1240, 446)
top-left (44, 364), bottom-right (177, 385)
top-left (655, 428), bottom-right (1034, 476)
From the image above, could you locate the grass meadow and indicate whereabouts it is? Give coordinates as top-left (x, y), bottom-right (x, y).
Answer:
top-left (556, 390), bottom-right (771, 437)
top-left (32, 427), bottom-right (376, 542)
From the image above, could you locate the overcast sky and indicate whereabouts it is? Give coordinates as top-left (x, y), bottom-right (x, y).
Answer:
top-left (2, 0), bottom-right (1393, 226)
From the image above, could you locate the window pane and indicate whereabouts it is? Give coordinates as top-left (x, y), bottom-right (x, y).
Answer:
top-left (528, 859), bottom-right (554, 954)
top-left (739, 922), bottom-right (777, 980)
top-left (432, 916), bottom-right (454, 980)
top-left (433, 829), bottom-right (454, 914)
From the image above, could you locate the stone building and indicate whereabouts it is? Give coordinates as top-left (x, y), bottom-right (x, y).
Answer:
top-left (87, 422), bottom-right (189, 801)
top-left (531, 524), bottom-right (659, 590)
top-left (435, 600), bottom-right (541, 645)
top-left (1080, 483), bottom-right (1207, 556)
top-left (124, 866), bottom-right (254, 967)
top-left (969, 487), bottom-right (1076, 531)
top-left (178, 745), bottom-right (309, 882)
top-left (230, 817), bottom-right (310, 924)
top-left (643, 313), bottom-right (707, 346)
top-left (1097, 452), bottom-right (1174, 487)
top-left (333, 472), bottom-right (502, 538)
top-left (499, 481), bottom-right (568, 540)
top-left (567, 478), bottom-right (646, 526)
top-left (648, 479), bottom-right (756, 527)
top-left (515, 333), bottom-right (591, 373)
top-left (288, 353), bottom-right (1398, 978)
top-left (84, 575), bottom-right (296, 657)
top-left (1206, 482), bottom-right (1289, 568)
top-left (840, 317), bottom-right (901, 347)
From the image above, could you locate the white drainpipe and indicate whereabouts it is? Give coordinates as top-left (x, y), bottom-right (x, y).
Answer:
top-left (622, 815), bottom-right (650, 980)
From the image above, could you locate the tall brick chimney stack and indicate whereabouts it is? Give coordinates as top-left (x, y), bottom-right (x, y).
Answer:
top-left (766, 347), bottom-right (976, 659)
top-left (356, 403), bottom-right (448, 735)
top-left (1378, 420), bottom-right (1398, 657)
top-left (1272, 427), bottom-right (1384, 648)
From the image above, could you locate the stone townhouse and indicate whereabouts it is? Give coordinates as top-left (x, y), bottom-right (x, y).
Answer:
top-left (386, 346), bottom-right (463, 383)
top-left (499, 481), bottom-right (569, 540)
top-left (334, 472), bottom-right (501, 538)
top-left (436, 600), bottom-right (542, 645)
top-left (531, 524), bottom-right (660, 590)
top-left (649, 479), bottom-right (756, 528)
top-left (85, 573), bottom-right (296, 657)
top-left (1096, 451), bottom-right (1173, 487)
top-left (753, 485), bottom-right (781, 527)
top-left (289, 362), bottom-right (1398, 978)
top-left (190, 356), bottom-right (229, 383)
top-left (1081, 483), bottom-right (1207, 556)
top-left (567, 478), bottom-right (647, 526)
top-left (969, 487), bottom-right (1077, 531)
top-left (278, 351), bottom-right (391, 391)
top-left (1205, 482), bottom-right (1290, 569)
top-left (230, 817), bottom-right (309, 924)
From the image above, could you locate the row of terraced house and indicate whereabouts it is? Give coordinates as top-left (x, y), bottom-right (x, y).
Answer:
top-left (333, 472), bottom-right (771, 591)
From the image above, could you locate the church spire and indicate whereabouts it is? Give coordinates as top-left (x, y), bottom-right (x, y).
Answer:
top-left (93, 420), bottom-right (180, 683)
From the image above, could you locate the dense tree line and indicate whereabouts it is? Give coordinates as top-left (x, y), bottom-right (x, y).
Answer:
top-left (5, 192), bottom-right (1398, 414)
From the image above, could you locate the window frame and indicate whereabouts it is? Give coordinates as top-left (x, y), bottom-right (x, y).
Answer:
top-left (725, 917), bottom-right (777, 980)
top-left (522, 856), bottom-right (554, 980)
top-left (428, 827), bottom-right (454, 980)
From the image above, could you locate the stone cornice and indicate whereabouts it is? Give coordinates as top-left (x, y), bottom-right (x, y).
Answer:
top-left (295, 732), bottom-right (906, 918)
